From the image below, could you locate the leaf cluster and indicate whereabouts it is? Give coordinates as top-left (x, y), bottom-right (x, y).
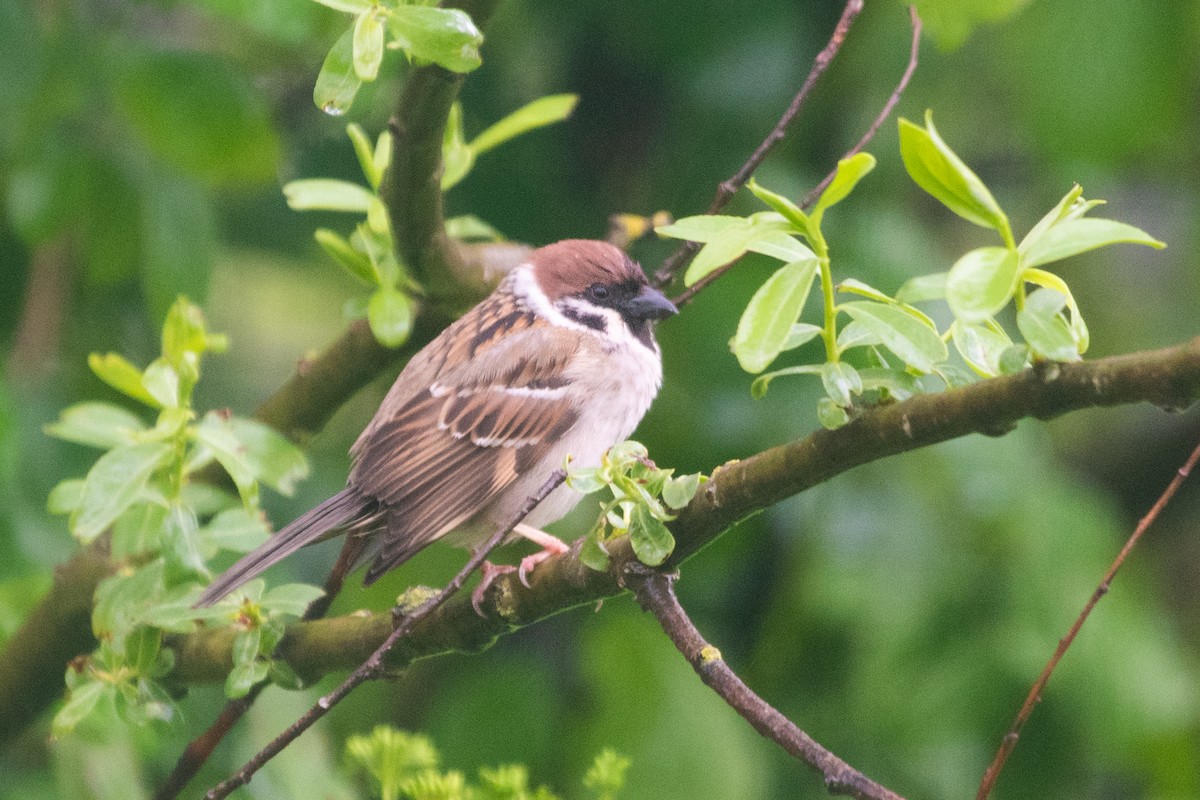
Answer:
top-left (285, 92), bottom-right (576, 345)
top-left (567, 441), bottom-right (704, 570)
top-left (344, 725), bottom-right (629, 800)
top-left (659, 111), bottom-right (1163, 429)
top-left (44, 299), bottom-right (321, 734)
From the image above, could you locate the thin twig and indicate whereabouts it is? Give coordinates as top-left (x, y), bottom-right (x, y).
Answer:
top-left (652, 0), bottom-right (866, 290)
top-left (800, 4), bottom-right (922, 208)
top-left (153, 538), bottom-right (364, 800)
top-left (976, 438), bottom-right (1200, 800)
top-left (204, 470), bottom-right (567, 800)
top-left (670, 4), bottom-right (922, 310)
top-left (628, 568), bottom-right (905, 800)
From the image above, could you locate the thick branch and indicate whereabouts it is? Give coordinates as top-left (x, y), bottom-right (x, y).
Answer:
top-left (628, 569), bottom-right (904, 800)
top-left (167, 337), bottom-right (1200, 685)
top-left (382, 0), bottom-right (503, 301)
top-left (0, 537), bottom-right (112, 744)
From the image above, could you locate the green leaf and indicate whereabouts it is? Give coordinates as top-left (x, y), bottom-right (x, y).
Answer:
top-left (895, 272), bottom-right (948, 304)
top-left (226, 418), bottom-right (310, 495)
top-left (1024, 268), bottom-right (1089, 352)
top-left (45, 403), bottom-right (147, 449)
top-left (746, 232), bottom-right (814, 263)
top-left (124, 627), bottom-right (162, 675)
top-left (52, 680), bottom-right (109, 738)
top-left (445, 215), bottom-right (504, 242)
top-left (839, 301), bottom-right (948, 372)
top-left (816, 397), bottom-right (850, 430)
top-left (141, 359), bottom-right (180, 409)
top-left (440, 102), bottom-right (475, 190)
top-left (226, 655), bottom-right (270, 699)
top-left (310, 0), bottom-right (372, 12)
top-left (315, 228), bottom-right (378, 285)
top-left (352, 10), bottom-right (385, 81)
top-left (781, 322), bottom-right (823, 352)
top-left (628, 504), bottom-right (674, 567)
top-left (89, 353), bottom-right (159, 408)
top-left (820, 361), bottom-right (863, 407)
top-left (387, 6), bottom-right (483, 73)
top-left (579, 530), bottom-right (611, 572)
top-left (945, 246), bottom-right (1021, 324)
top-left (193, 413), bottom-right (309, 499)
top-left (662, 473), bottom-right (701, 510)
top-left (836, 278), bottom-right (893, 303)
top-left (836, 320), bottom-right (883, 352)
top-left (113, 51), bottom-right (279, 186)
top-left (898, 111), bottom-right (1011, 242)
top-left (72, 442), bottom-right (173, 542)
top-left (811, 152), bottom-right (876, 224)
top-left (165, 503), bottom-right (208, 580)
top-left (998, 344), bottom-right (1031, 374)
top-left (470, 94), bottom-right (579, 155)
top-left (262, 583), bottom-right (326, 617)
top-left (367, 288), bottom-right (414, 348)
top-left (566, 467), bottom-right (605, 495)
top-left (1017, 289), bottom-right (1080, 362)
top-left (952, 321), bottom-right (1013, 377)
top-left (200, 508), bottom-right (270, 555)
top-left (47, 479), bottom-right (86, 516)
top-left (1022, 217), bottom-right (1164, 269)
top-left (687, 213), bottom-right (799, 286)
top-left (746, 179), bottom-right (810, 231)
top-left (730, 258), bottom-right (819, 373)
top-left (373, 130), bottom-right (393, 183)
top-left (314, 28), bottom-right (362, 115)
top-left (749, 364), bottom-right (822, 399)
top-left (347, 124), bottom-right (382, 189)
top-left (1018, 184), bottom-right (1084, 254)
top-left (857, 368), bottom-right (919, 401)
top-left (112, 501), bottom-right (168, 558)
top-left (655, 214), bottom-right (744, 243)
top-left (161, 297), bottom-right (211, 368)
top-left (283, 178), bottom-right (375, 212)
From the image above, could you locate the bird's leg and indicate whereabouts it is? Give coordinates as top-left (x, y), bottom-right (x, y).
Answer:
top-left (468, 525), bottom-right (569, 615)
top-left (512, 523), bottom-right (568, 588)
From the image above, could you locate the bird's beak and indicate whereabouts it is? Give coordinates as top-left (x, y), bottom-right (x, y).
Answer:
top-left (624, 284), bottom-right (679, 321)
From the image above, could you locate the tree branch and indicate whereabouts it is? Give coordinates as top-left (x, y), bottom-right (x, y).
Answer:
top-left (627, 568), bottom-right (905, 800)
top-left (165, 337), bottom-right (1200, 686)
top-left (653, 0), bottom-right (865, 289)
top-left (204, 471), bottom-right (567, 799)
top-left (381, 0), bottom-right (504, 301)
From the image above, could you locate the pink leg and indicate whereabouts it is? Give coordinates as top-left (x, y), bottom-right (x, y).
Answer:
top-left (512, 523), bottom-right (568, 588)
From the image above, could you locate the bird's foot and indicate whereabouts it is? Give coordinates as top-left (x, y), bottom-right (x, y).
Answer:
top-left (512, 524), bottom-right (569, 588)
top-left (471, 561), bottom-right (516, 617)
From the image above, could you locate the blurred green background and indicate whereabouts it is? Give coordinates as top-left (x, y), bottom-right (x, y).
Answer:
top-left (2, 0), bottom-right (1199, 797)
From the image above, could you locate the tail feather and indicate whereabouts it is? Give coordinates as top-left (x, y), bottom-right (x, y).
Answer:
top-left (194, 489), bottom-right (370, 607)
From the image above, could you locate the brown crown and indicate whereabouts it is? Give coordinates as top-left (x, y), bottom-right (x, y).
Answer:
top-left (529, 239), bottom-right (646, 300)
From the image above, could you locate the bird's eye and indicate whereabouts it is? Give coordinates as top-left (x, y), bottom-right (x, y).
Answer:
top-left (587, 283), bottom-right (610, 302)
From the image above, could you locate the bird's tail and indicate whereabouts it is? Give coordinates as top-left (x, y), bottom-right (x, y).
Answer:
top-left (194, 489), bottom-right (372, 607)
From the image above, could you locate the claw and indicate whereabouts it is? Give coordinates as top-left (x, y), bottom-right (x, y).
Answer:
top-left (512, 524), bottom-right (569, 587)
top-left (471, 561), bottom-right (516, 617)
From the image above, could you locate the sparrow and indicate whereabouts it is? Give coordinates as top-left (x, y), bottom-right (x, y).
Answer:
top-left (195, 239), bottom-right (676, 608)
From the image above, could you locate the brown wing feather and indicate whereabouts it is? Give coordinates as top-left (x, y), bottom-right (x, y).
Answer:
top-left (348, 309), bottom-right (582, 577)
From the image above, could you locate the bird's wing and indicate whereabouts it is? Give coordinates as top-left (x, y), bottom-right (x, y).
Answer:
top-left (348, 316), bottom-right (583, 581)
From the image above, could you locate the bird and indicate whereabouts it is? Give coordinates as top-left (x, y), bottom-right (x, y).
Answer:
top-left (195, 239), bottom-right (676, 608)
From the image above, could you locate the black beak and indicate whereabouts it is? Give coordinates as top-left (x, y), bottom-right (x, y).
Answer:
top-left (622, 284), bottom-right (678, 321)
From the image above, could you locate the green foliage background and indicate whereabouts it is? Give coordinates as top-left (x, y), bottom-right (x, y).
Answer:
top-left (2, 0), bottom-right (1199, 797)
